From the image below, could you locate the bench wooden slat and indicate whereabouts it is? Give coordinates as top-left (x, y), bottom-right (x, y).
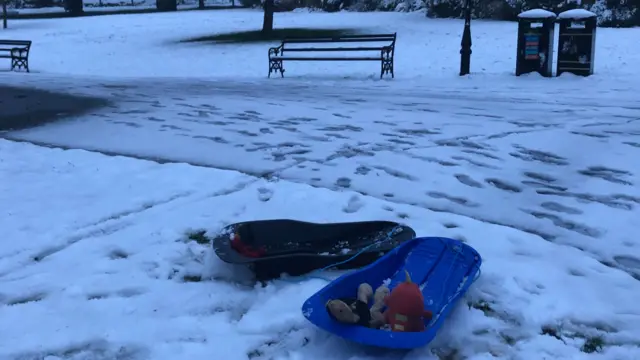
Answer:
top-left (284, 38), bottom-right (394, 44)
top-left (289, 33), bottom-right (394, 38)
top-left (273, 56), bottom-right (382, 61)
top-left (284, 36), bottom-right (395, 40)
top-left (282, 46), bottom-right (389, 52)
top-left (0, 40), bottom-right (31, 45)
top-left (337, 33), bottom-right (395, 38)
top-left (283, 33), bottom-right (394, 40)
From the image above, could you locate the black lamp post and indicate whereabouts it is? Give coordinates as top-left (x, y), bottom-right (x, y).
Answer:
top-left (459, 0), bottom-right (472, 76)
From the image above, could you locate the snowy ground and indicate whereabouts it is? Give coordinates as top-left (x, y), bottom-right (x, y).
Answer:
top-left (2, 9), bottom-right (640, 360)
top-left (3, 10), bottom-right (639, 78)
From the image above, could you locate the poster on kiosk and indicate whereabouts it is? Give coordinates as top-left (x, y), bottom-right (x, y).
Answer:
top-left (515, 9), bottom-right (556, 77)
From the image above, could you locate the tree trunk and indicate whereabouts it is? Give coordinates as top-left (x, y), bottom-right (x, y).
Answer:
top-left (262, 0), bottom-right (274, 33)
top-left (198, 0), bottom-right (204, 9)
top-left (65, 0), bottom-right (84, 16)
top-left (156, 0), bottom-right (177, 11)
top-left (2, 1), bottom-right (7, 30)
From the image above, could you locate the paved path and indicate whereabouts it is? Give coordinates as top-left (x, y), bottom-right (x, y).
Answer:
top-left (1, 75), bottom-right (639, 281)
top-left (0, 85), bottom-right (109, 132)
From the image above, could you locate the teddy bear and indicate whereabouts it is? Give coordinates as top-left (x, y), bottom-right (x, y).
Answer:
top-left (325, 270), bottom-right (433, 332)
top-left (325, 282), bottom-right (388, 328)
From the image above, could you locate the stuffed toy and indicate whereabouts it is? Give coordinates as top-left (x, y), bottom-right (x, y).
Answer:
top-left (382, 270), bottom-right (433, 332)
top-left (326, 270), bottom-right (432, 332)
top-left (325, 283), bottom-right (382, 328)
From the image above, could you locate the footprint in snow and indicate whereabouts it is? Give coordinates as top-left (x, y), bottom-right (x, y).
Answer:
top-left (526, 210), bottom-right (601, 238)
top-left (335, 177), bottom-right (351, 188)
top-left (613, 255), bottom-right (640, 271)
top-left (5, 292), bottom-right (46, 306)
top-left (485, 178), bottom-right (522, 193)
top-left (540, 201), bottom-right (582, 215)
top-left (578, 166), bottom-right (633, 186)
top-left (108, 248), bottom-right (129, 259)
top-left (343, 195), bottom-right (364, 214)
top-left (523, 171), bottom-right (557, 183)
top-left (257, 187), bottom-right (273, 202)
top-left (509, 146), bottom-right (569, 166)
top-left (427, 192), bottom-right (478, 207)
top-left (355, 166), bottom-right (371, 176)
top-left (455, 174), bottom-right (483, 188)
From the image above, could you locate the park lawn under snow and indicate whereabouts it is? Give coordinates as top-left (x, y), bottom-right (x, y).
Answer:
top-left (1, 8), bottom-right (640, 360)
top-left (1, 140), bottom-right (639, 360)
top-left (2, 8), bottom-right (640, 79)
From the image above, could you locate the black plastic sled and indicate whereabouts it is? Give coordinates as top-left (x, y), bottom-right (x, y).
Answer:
top-left (212, 220), bottom-right (416, 281)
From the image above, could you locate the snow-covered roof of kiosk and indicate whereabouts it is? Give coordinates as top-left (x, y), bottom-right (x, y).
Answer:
top-left (518, 9), bottom-right (556, 19)
top-left (558, 9), bottom-right (597, 19)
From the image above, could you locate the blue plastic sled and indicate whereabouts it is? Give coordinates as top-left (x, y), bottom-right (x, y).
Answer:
top-left (301, 237), bottom-right (482, 350)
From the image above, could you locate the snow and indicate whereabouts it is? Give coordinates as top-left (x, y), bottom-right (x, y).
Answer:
top-left (558, 9), bottom-right (598, 20)
top-left (2, 9), bottom-right (640, 360)
top-left (517, 9), bottom-right (556, 19)
top-left (2, 10), bottom-right (639, 78)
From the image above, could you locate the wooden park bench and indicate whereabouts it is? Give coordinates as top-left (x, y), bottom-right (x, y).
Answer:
top-left (0, 40), bottom-right (32, 72)
top-left (267, 33), bottom-right (396, 79)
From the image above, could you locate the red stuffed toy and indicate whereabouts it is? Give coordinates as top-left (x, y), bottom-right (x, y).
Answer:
top-left (382, 270), bottom-right (433, 332)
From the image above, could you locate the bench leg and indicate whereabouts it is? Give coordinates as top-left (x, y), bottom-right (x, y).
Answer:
top-left (381, 57), bottom-right (394, 79)
top-left (268, 59), bottom-right (284, 78)
top-left (11, 57), bottom-right (29, 72)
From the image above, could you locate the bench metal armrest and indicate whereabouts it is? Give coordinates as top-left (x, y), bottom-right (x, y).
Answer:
top-left (380, 46), bottom-right (394, 58)
top-left (268, 44), bottom-right (284, 58)
top-left (10, 47), bottom-right (29, 57)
